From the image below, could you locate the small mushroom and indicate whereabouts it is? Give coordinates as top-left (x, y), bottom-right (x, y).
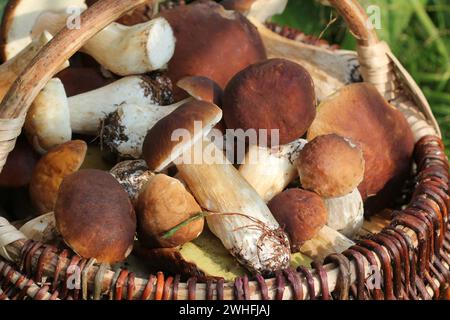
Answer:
top-left (136, 174), bottom-right (204, 248)
top-left (177, 76), bottom-right (223, 106)
top-left (221, 0), bottom-right (288, 23)
top-left (31, 12), bottom-right (176, 75)
top-left (269, 188), bottom-right (355, 259)
top-left (308, 83), bottom-right (415, 202)
top-left (25, 74), bottom-right (174, 153)
top-left (110, 160), bottom-right (154, 202)
top-left (268, 188), bottom-right (327, 252)
top-left (54, 169), bottom-right (136, 263)
top-left (228, 58), bottom-right (315, 201)
top-left (29, 140), bottom-right (87, 215)
top-left (298, 134), bottom-right (365, 198)
top-left (158, 1), bottom-right (267, 99)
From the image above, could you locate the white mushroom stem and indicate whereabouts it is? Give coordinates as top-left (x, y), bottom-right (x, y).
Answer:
top-left (324, 189), bottom-right (364, 238)
top-left (0, 31), bottom-right (68, 100)
top-left (68, 76), bottom-right (171, 135)
top-left (299, 225), bottom-right (355, 261)
top-left (101, 99), bottom-right (191, 159)
top-left (176, 140), bottom-right (290, 273)
top-left (32, 13), bottom-right (175, 76)
top-left (239, 138), bottom-right (307, 202)
top-left (222, 0), bottom-right (288, 22)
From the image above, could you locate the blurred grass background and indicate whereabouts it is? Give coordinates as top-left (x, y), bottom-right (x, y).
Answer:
top-left (0, 0), bottom-right (447, 154)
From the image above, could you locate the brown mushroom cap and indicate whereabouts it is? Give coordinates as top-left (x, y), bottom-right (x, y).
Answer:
top-left (177, 76), bottom-right (223, 106)
top-left (56, 67), bottom-right (113, 97)
top-left (159, 0), bottom-right (266, 100)
top-left (143, 100), bottom-right (223, 172)
top-left (137, 174), bottom-right (203, 248)
top-left (54, 169), bottom-right (136, 263)
top-left (298, 134), bottom-right (365, 198)
top-left (268, 188), bottom-right (327, 252)
top-left (223, 58), bottom-right (316, 145)
top-left (307, 83), bottom-right (415, 200)
top-left (29, 140), bottom-right (87, 215)
top-left (0, 137), bottom-right (39, 188)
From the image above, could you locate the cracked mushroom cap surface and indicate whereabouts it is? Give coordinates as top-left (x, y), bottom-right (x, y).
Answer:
top-left (55, 169), bottom-right (136, 263)
top-left (307, 83), bottom-right (415, 200)
top-left (142, 100), bottom-right (223, 172)
top-left (298, 134), bottom-right (365, 198)
top-left (158, 0), bottom-right (266, 99)
top-left (0, 0), bottom-right (87, 60)
top-left (136, 174), bottom-right (204, 248)
top-left (268, 188), bottom-right (327, 252)
top-left (223, 58), bottom-right (316, 146)
top-left (29, 140), bottom-right (87, 215)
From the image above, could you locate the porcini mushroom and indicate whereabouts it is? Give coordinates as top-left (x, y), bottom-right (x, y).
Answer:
top-left (268, 188), bottom-right (355, 259)
top-left (177, 76), bottom-right (223, 106)
top-left (0, 0), bottom-right (86, 60)
top-left (298, 134), bottom-right (365, 198)
top-left (221, 0), bottom-right (288, 23)
top-left (22, 7), bottom-right (175, 75)
top-left (268, 188), bottom-right (327, 252)
top-left (25, 74), bottom-right (175, 153)
top-left (29, 140), bottom-right (87, 215)
top-left (158, 0), bottom-right (267, 99)
top-left (56, 67), bottom-right (113, 97)
top-left (54, 169), bottom-right (136, 263)
top-left (307, 83), bottom-right (415, 203)
top-left (225, 58), bottom-right (315, 201)
top-left (297, 134), bottom-right (365, 238)
top-left (136, 174), bottom-right (204, 248)
top-left (142, 100), bottom-right (291, 273)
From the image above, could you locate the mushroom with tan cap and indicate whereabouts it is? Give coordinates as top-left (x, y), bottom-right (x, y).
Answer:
top-left (142, 100), bottom-right (291, 273)
top-left (221, 0), bottom-right (288, 23)
top-left (29, 140), bottom-right (87, 215)
top-left (297, 134), bottom-right (365, 238)
top-left (8, 2), bottom-right (175, 76)
top-left (54, 169), bottom-right (136, 263)
top-left (0, 0), bottom-right (86, 60)
top-left (136, 173), bottom-right (204, 248)
top-left (307, 83), bottom-right (415, 204)
top-left (225, 58), bottom-right (316, 202)
top-left (158, 0), bottom-right (267, 100)
top-left (25, 74), bottom-right (174, 154)
top-left (177, 76), bottom-right (223, 106)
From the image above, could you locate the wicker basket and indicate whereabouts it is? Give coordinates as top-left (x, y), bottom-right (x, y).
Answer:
top-left (0, 0), bottom-right (449, 300)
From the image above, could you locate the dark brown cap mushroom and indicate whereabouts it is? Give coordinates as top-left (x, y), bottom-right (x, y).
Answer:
top-left (307, 83), bottom-right (415, 201)
top-left (143, 100), bottom-right (223, 172)
top-left (158, 0), bottom-right (266, 99)
top-left (177, 76), bottom-right (223, 106)
top-left (56, 67), bottom-right (113, 97)
top-left (223, 58), bottom-right (316, 145)
top-left (54, 169), bottom-right (136, 263)
top-left (136, 174), bottom-right (204, 248)
top-left (298, 134), bottom-right (365, 198)
top-left (268, 188), bottom-right (327, 252)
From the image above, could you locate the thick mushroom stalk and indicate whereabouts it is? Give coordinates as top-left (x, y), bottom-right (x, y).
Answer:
top-left (324, 188), bottom-right (364, 238)
top-left (25, 75), bottom-right (174, 154)
top-left (0, 31), bottom-right (68, 101)
top-left (239, 138), bottom-right (307, 202)
top-left (143, 101), bottom-right (291, 273)
top-left (101, 99), bottom-right (190, 159)
top-left (221, 0), bottom-right (288, 22)
top-left (32, 13), bottom-right (175, 75)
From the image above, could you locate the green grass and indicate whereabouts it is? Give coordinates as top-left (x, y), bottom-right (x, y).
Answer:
top-left (0, 0), bottom-right (447, 154)
top-left (273, 0), bottom-right (450, 155)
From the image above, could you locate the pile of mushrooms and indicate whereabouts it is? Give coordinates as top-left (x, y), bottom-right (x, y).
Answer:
top-left (0, 0), bottom-right (417, 279)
